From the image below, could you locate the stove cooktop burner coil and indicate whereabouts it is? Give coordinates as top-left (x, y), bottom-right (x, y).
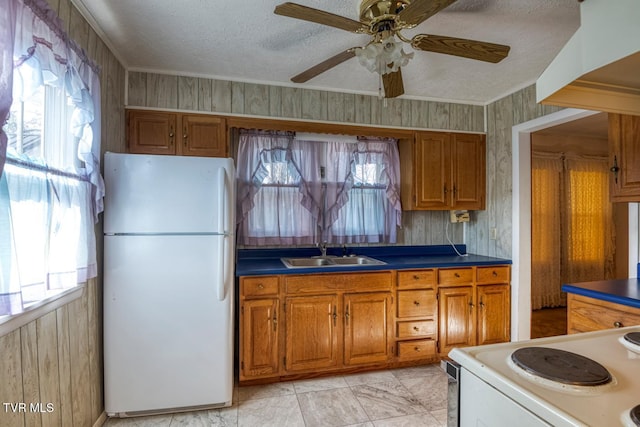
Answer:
top-left (624, 332), bottom-right (640, 347)
top-left (510, 347), bottom-right (613, 386)
top-left (631, 404), bottom-right (640, 426)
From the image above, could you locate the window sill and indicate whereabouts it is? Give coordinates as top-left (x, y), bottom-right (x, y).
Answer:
top-left (0, 285), bottom-right (85, 338)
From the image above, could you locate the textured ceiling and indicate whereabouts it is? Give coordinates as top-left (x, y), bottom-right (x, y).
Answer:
top-left (75, 0), bottom-right (581, 104)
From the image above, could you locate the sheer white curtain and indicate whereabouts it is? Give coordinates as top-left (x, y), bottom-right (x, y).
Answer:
top-left (0, 0), bottom-right (102, 315)
top-left (236, 131), bottom-right (402, 246)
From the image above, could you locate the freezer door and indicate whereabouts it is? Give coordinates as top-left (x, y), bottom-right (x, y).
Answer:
top-left (103, 152), bottom-right (235, 234)
top-left (103, 234), bottom-right (233, 415)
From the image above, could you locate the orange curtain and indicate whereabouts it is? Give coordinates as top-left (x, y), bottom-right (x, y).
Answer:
top-left (531, 153), bottom-right (614, 310)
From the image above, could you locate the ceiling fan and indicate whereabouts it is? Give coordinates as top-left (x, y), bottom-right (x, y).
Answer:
top-left (274, 0), bottom-right (510, 98)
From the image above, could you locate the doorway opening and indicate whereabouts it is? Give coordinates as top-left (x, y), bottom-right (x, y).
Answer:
top-left (511, 108), bottom-right (639, 341)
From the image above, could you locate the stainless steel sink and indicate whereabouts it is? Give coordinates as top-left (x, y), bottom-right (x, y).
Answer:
top-left (281, 255), bottom-right (386, 269)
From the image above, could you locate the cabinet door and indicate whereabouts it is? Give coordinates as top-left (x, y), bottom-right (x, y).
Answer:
top-left (180, 115), bottom-right (227, 157)
top-left (438, 286), bottom-right (475, 354)
top-left (414, 132), bottom-right (451, 209)
top-left (452, 133), bottom-right (485, 210)
top-left (285, 295), bottom-right (340, 372)
top-left (609, 113), bottom-right (640, 202)
top-left (127, 110), bottom-right (177, 155)
top-left (476, 284), bottom-right (510, 345)
top-left (240, 299), bottom-right (279, 380)
top-left (343, 292), bottom-right (392, 365)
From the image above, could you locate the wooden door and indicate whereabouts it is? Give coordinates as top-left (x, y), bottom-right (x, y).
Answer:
top-left (285, 295), bottom-right (340, 372)
top-left (240, 298), bottom-right (280, 380)
top-left (609, 114), bottom-right (640, 201)
top-left (343, 292), bottom-right (392, 366)
top-left (476, 284), bottom-right (510, 345)
top-left (438, 286), bottom-right (475, 354)
top-left (452, 133), bottom-right (486, 210)
top-left (414, 132), bottom-right (451, 209)
top-left (180, 115), bottom-right (227, 157)
top-left (127, 110), bottom-right (177, 155)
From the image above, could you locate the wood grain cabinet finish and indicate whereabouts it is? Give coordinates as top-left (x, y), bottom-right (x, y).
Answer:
top-left (395, 270), bottom-right (438, 361)
top-left (438, 266), bottom-right (510, 355)
top-left (239, 276), bottom-right (281, 381)
top-left (127, 109), bottom-right (227, 157)
top-left (284, 272), bottom-right (393, 375)
top-left (399, 131), bottom-right (486, 210)
top-left (609, 113), bottom-right (640, 202)
top-left (567, 293), bottom-right (640, 334)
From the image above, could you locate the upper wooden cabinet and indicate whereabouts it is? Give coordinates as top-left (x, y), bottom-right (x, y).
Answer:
top-left (399, 131), bottom-right (486, 210)
top-left (609, 113), bottom-right (640, 202)
top-left (126, 109), bottom-right (227, 157)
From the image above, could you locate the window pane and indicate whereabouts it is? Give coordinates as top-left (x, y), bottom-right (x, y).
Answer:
top-left (4, 86), bottom-right (45, 157)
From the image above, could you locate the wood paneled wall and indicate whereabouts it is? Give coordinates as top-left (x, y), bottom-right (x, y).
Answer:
top-left (466, 84), bottom-right (563, 259)
top-left (0, 1), bottom-right (126, 426)
top-left (127, 72), bottom-right (486, 245)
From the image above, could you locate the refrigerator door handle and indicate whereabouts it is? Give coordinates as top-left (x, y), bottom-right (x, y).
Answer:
top-left (216, 167), bottom-right (228, 301)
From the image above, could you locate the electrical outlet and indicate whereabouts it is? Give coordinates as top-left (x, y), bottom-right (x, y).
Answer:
top-left (490, 227), bottom-right (498, 240)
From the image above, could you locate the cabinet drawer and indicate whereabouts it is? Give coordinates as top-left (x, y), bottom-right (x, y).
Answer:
top-left (397, 290), bottom-right (436, 318)
top-left (568, 294), bottom-right (640, 333)
top-left (397, 270), bottom-right (436, 289)
top-left (242, 276), bottom-right (279, 297)
top-left (285, 272), bottom-right (392, 294)
top-left (477, 266), bottom-right (510, 284)
top-left (397, 339), bottom-right (437, 359)
top-left (397, 320), bottom-right (435, 338)
top-left (438, 268), bottom-right (473, 285)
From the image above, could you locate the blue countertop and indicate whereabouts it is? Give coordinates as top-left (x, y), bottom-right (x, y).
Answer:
top-left (562, 279), bottom-right (640, 310)
top-left (235, 245), bottom-right (511, 276)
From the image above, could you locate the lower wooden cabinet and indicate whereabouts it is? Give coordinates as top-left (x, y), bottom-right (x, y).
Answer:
top-left (438, 266), bottom-right (511, 355)
top-left (285, 295), bottom-right (339, 372)
top-left (238, 265), bottom-right (510, 383)
top-left (344, 292), bottom-right (393, 365)
top-left (567, 293), bottom-right (640, 333)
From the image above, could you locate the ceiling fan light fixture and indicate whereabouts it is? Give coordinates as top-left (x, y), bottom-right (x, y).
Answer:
top-left (354, 35), bottom-right (413, 75)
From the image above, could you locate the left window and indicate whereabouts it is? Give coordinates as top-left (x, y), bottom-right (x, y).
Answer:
top-left (1, 82), bottom-right (96, 317)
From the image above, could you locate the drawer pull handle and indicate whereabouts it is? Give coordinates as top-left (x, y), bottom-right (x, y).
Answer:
top-left (272, 314), bottom-right (277, 331)
top-left (413, 301), bottom-right (420, 306)
top-left (492, 271), bottom-right (498, 277)
top-left (413, 326), bottom-right (420, 331)
top-left (413, 275), bottom-right (420, 280)
top-left (414, 346), bottom-right (421, 352)
top-left (454, 273), bottom-right (460, 278)
top-left (257, 284), bottom-right (264, 289)
top-left (614, 321), bottom-right (623, 328)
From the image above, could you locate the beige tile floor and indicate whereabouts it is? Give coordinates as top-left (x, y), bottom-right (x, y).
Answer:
top-left (104, 364), bottom-right (448, 427)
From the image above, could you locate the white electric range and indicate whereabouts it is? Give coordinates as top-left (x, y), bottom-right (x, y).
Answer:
top-left (449, 326), bottom-right (640, 427)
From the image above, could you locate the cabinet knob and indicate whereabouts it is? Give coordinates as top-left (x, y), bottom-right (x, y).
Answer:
top-left (169, 132), bottom-right (174, 137)
top-left (257, 284), bottom-right (264, 289)
top-left (614, 321), bottom-right (623, 328)
top-left (610, 155), bottom-right (620, 184)
top-left (414, 346), bottom-right (421, 352)
top-left (413, 300), bottom-right (420, 306)
top-left (413, 275), bottom-right (420, 280)
top-left (454, 272), bottom-right (460, 278)
top-left (413, 326), bottom-right (420, 331)
top-left (492, 271), bottom-right (498, 277)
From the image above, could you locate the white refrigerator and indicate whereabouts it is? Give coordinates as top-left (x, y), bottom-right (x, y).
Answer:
top-left (103, 152), bottom-right (235, 417)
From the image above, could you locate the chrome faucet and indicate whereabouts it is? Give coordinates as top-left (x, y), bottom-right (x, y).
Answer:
top-left (318, 242), bottom-right (328, 257)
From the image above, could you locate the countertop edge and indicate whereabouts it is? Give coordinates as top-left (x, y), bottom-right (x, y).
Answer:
top-left (562, 281), bottom-right (640, 310)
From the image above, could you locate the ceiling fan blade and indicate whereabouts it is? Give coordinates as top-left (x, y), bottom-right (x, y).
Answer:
top-left (291, 49), bottom-right (356, 83)
top-left (412, 34), bottom-right (510, 63)
top-left (382, 69), bottom-right (404, 98)
top-left (396, 0), bottom-right (457, 27)
top-left (275, 2), bottom-right (367, 33)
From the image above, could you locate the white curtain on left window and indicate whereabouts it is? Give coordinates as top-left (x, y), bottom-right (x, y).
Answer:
top-left (0, 0), bottom-right (102, 316)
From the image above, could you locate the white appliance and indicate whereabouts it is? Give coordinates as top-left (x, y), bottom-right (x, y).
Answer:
top-left (103, 152), bottom-right (235, 417)
top-left (448, 326), bottom-right (640, 427)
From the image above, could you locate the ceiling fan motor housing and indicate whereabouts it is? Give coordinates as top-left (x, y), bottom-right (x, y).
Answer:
top-left (359, 0), bottom-right (410, 26)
